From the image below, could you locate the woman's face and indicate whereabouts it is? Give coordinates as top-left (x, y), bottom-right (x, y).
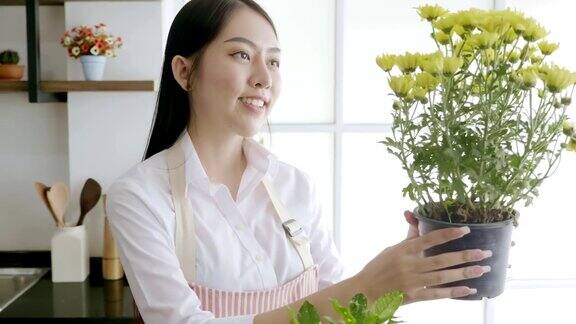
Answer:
top-left (188, 7), bottom-right (281, 138)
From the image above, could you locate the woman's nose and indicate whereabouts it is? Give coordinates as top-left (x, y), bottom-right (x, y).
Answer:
top-left (249, 60), bottom-right (272, 89)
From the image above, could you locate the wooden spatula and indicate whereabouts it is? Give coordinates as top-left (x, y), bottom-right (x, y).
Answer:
top-left (46, 182), bottom-right (69, 227)
top-left (34, 181), bottom-right (63, 227)
top-left (76, 178), bottom-right (102, 226)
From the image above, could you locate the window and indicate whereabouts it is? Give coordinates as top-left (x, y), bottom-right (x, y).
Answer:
top-left (249, 0), bottom-right (576, 322)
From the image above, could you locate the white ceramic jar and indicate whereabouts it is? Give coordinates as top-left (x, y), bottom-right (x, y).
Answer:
top-left (51, 224), bottom-right (90, 282)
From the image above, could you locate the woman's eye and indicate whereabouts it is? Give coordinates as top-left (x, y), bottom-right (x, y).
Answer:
top-left (233, 51), bottom-right (250, 61)
top-left (270, 60), bottom-right (280, 68)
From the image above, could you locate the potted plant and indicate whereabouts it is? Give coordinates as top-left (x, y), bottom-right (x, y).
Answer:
top-left (289, 291), bottom-right (404, 324)
top-left (60, 23), bottom-right (123, 81)
top-left (376, 5), bottom-right (576, 300)
top-left (0, 49), bottom-right (24, 80)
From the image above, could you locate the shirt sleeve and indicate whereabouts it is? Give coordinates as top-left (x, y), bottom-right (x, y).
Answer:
top-left (301, 174), bottom-right (347, 291)
top-left (105, 179), bottom-right (255, 324)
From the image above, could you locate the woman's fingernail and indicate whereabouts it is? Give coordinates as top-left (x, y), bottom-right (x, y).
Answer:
top-left (469, 288), bottom-right (478, 295)
top-left (483, 250), bottom-right (493, 258)
top-left (460, 226), bottom-right (470, 235)
top-left (481, 266), bottom-right (491, 273)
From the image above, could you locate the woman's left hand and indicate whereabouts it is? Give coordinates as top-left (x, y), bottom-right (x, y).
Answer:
top-left (404, 210), bottom-right (419, 240)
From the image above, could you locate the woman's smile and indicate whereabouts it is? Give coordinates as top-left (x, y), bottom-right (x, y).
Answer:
top-left (238, 96), bottom-right (268, 114)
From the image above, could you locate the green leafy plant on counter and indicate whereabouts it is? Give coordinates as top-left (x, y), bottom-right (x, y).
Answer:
top-left (288, 291), bottom-right (404, 324)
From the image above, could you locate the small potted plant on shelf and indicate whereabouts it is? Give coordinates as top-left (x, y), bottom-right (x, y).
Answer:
top-left (376, 5), bottom-right (576, 300)
top-left (60, 23), bottom-right (123, 81)
top-left (0, 49), bottom-right (24, 80)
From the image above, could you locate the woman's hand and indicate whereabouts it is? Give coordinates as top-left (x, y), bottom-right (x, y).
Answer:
top-left (354, 226), bottom-right (492, 304)
top-left (404, 210), bottom-right (419, 240)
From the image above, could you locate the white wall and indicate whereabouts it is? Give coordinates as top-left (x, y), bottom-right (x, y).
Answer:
top-left (0, 1), bottom-right (164, 257)
top-left (0, 5), bottom-right (69, 251)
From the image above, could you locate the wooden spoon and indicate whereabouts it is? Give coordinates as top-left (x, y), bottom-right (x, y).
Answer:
top-left (76, 178), bottom-right (102, 226)
top-left (34, 182), bottom-right (63, 227)
top-left (46, 182), bottom-right (69, 227)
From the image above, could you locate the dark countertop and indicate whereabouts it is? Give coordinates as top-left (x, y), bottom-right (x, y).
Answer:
top-left (0, 251), bottom-right (135, 323)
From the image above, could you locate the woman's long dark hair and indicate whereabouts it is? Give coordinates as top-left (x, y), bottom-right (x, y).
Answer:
top-left (135, 1), bottom-right (277, 323)
top-left (141, 0), bottom-right (277, 162)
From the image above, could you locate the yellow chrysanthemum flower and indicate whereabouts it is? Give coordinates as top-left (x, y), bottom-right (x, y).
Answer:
top-left (508, 51), bottom-right (520, 63)
top-left (412, 86), bottom-right (428, 103)
top-left (501, 28), bottom-right (518, 45)
top-left (522, 18), bottom-right (548, 42)
top-left (538, 41), bottom-right (559, 55)
top-left (453, 40), bottom-right (475, 58)
top-left (452, 25), bottom-right (467, 38)
top-left (494, 9), bottom-right (528, 35)
top-left (419, 53), bottom-right (444, 76)
top-left (417, 4), bottom-right (449, 22)
top-left (433, 14), bottom-right (457, 33)
top-left (539, 64), bottom-right (574, 93)
top-left (389, 75), bottom-right (415, 98)
top-left (405, 90), bottom-right (415, 102)
top-left (516, 68), bottom-right (538, 89)
top-left (415, 71), bottom-right (439, 91)
top-left (433, 31), bottom-right (451, 45)
top-left (443, 56), bottom-right (464, 76)
top-left (478, 12), bottom-right (511, 34)
top-left (396, 52), bottom-right (420, 74)
top-left (470, 32), bottom-right (499, 49)
top-left (455, 8), bottom-right (483, 31)
top-left (376, 54), bottom-right (396, 72)
top-left (530, 54), bottom-right (543, 65)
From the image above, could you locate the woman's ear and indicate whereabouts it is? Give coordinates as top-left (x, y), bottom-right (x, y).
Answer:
top-left (171, 55), bottom-right (193, 91)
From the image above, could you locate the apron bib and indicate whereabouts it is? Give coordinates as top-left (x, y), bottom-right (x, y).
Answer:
top-left (164, 132), bottom-right (319, 317)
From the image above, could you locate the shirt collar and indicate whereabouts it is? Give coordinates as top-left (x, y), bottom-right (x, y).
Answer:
top-left (176, 127), bottom-right (278, 194)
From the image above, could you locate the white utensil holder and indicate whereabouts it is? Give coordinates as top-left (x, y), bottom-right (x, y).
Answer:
top-left (51, 224), bottom-right (90, 282)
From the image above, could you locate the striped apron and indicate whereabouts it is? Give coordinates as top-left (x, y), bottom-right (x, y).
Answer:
top-left (165, 132), bottom-right (319, 318)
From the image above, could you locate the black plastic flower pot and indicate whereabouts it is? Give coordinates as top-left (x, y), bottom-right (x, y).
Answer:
top-left (413, 207), bottom-right (515, 300)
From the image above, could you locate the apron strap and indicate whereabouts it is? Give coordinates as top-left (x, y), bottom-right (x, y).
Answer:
top-left (165, 133), bottom-right (197, 283)
top-left (166, 131), bottom-right (315, 283)
top-left (262, 176), bottom-right (315, 270)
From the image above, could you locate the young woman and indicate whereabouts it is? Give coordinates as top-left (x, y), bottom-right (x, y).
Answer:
top-left (105, 0), bottom-right (493, 323)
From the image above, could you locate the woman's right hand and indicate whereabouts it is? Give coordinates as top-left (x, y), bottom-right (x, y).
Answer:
top-left (354, 226), bottom-right (492, 304)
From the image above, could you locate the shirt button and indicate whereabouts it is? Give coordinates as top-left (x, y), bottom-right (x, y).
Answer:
top-left (255, 254), bottom-right (264, 262)
top-left (235, 224), bottom-right (244, 231)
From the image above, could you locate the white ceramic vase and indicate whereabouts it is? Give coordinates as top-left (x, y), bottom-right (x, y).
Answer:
top-left (80, 55), bottom-right (106, 80)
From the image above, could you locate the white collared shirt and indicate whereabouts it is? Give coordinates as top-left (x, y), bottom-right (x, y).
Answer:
top-left (105, 128), bottom-right (346, 324)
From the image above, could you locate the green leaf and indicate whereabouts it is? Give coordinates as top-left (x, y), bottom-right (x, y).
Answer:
top-left (288, 307), bottom-right (300, 324)
top-left (368, 291), bottom-right (404, 322)
top-left (349, 293), bottom-right (368, 322)
top-left (331, 298), bottom-right (356, 324)
top-left (297, 301), bottom-right (321, 324)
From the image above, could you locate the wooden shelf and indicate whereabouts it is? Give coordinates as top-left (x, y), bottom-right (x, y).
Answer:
top-left (2, 0), bottom-right (160, 6)
top-left (0, 80), bottom-right (155, 92)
